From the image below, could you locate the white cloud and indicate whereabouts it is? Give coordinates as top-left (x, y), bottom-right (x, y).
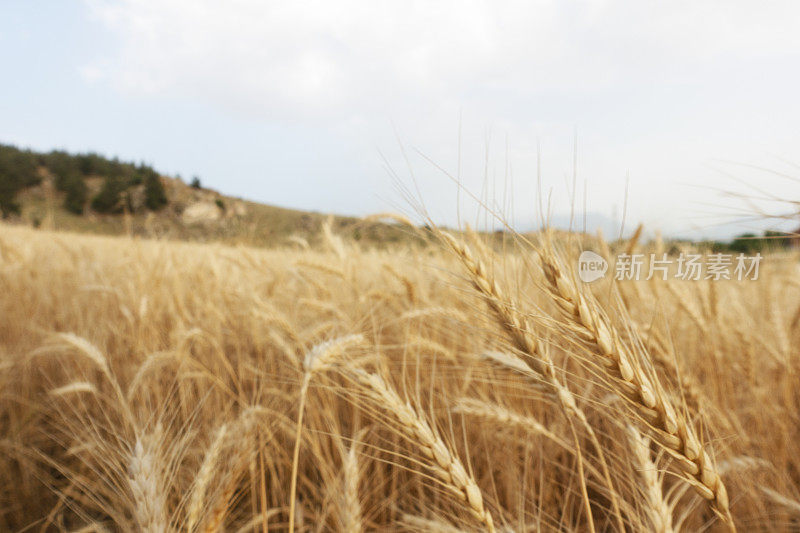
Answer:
top-left (84, 0), bottom-right (800, 110)
top-left (82, 0), bottom-right (800, 236)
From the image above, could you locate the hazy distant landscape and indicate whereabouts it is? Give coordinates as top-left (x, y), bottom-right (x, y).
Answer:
top-left (0, 143), bottom-right (418, 248)
top-left (1, 143), bottom-right (794, 254)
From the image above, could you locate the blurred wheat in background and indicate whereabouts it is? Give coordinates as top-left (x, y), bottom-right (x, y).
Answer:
top-left (1, 219), bottom-right (799, 532)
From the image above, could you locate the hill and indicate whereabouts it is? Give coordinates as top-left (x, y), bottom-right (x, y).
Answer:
top-left (0, 143), bottom-right (415, 247)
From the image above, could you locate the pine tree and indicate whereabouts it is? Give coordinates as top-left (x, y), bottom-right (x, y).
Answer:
top-left (91, 176), bottom-right (127, 214)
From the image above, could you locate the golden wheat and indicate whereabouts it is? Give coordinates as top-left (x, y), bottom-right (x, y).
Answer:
top-left (0, 222), bottom-right (798, 531)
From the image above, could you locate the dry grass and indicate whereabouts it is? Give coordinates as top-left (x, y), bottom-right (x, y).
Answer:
top-left (1, 221), bottom-right (799, 531)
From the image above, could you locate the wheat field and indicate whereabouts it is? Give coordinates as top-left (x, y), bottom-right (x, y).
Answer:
top-left (1, 221), bottom-right (799, 532)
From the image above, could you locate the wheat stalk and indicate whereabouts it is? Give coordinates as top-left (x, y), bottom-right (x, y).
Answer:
top-left (438, 230), bottom-right (622, 532)
top-left (538, 245), bottom-right (733, 527)
top-left (398, 514), bottom-right (467, 532)
top-left (760, 487), bottom-right (800, 516)
top-left (49, 381), bottom-right (98, 397)
top-left (288, 334), bottom-right (364, 532)
top-left (453, 396), bottom-right (638, 520)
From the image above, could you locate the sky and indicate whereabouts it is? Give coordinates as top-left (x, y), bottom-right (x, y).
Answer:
top-left (2, 0), bottom-right (800, 239)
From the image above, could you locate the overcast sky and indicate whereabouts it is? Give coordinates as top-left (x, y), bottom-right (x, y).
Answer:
top-left (2, 1), bottom-right (800, 239)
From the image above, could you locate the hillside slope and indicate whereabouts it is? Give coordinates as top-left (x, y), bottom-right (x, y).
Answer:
top-left (0, 143), bottom-right (414, 248)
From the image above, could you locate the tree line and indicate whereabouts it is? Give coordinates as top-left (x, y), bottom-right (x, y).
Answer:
top-left (0, 143), bottom-right (168, 218)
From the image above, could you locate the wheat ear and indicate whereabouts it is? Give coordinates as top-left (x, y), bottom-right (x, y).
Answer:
top-left (200, 408), bottom-right (263, 533)
top-left (538, 247), bottom-right (733, 527)
top-left (288, 335), bottom-right (364, 533)
top-left (341, 440), bottom-right (363, 533)
top-left (453, 398), bottom-right (569, 450)
top-left (626, 426), bottom-right (675, 533)
top-left (186, 423), bottom-right (228, 532)
top-left (438, 230), bottom-right (622, 532)
top-left (351, 369), bottom-right (495, 532)
top-left (128, 424), bottom-right (168, 533)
